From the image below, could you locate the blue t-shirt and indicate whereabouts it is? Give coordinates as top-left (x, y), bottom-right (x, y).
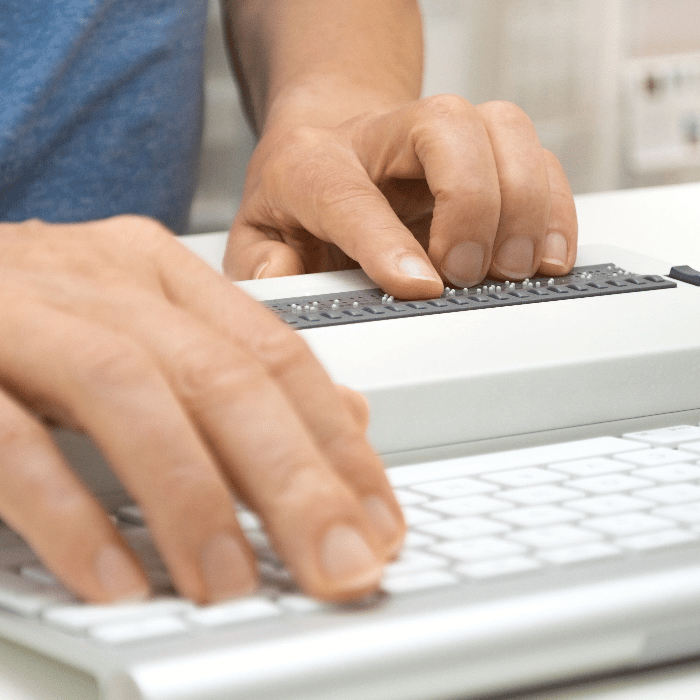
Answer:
top-left (0, 0), bottom-right (208, 234)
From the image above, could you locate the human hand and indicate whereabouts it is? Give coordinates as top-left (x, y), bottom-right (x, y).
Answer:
top-left (0, 217), bottom-right (404, 604)
top-left (224, 96), bottom-right (578, 300)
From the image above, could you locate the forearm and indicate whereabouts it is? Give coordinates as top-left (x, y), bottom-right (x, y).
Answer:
top-left (221, 0), bottom-right (424, 135)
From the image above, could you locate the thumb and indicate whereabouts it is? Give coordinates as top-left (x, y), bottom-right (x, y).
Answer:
top-left (223, 222), bottom-right (305, 280)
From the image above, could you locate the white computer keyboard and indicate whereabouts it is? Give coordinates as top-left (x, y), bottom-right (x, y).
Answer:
top-left (2, 424), bottom-right (700, 647)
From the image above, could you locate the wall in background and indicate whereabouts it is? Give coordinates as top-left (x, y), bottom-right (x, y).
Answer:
top-left (190, 0), bottom-right (700, 234)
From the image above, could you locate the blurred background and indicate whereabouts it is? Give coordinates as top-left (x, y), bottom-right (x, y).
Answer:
top-left (190, 0), bottom-right (700, 234)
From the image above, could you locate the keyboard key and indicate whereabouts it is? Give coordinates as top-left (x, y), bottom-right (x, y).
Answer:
top-left (393, 489), bottom-right (429, 506)
top-left (424, 495), bottom-right (512, 516)
top-left (567, 494), bottom-right (652, 515)
top-left (566, 473), bottom-right (653, 493)
top-left (382, 570), bottom-right (458, 594)
top-left (584, 513), bottom-right (674, 536)
top-left (237, 510), bottom-right (263, 531)
top-left (551, 457), bottom-right (631, 477)
top-left (623, 425), bottom-right (700, 447)
top-left (43, 598), bottom-right (192, 632)
top-left (404, 531), bottom-right (438, 548)
top-left (457, 556), bottom-right (541, 579)
top-left (499, 485), bottom-right (583, 505)
top-left (494, 505), bottom-right (582, 527)
top-left (19, 565), bottom-right (60, 587)
top-left (401, 507), bottom-right (441, 527)
top-left (418, 517), bottom-right (509, 540)
top-left (89, 615), bottom-right (188, 644)
top-left (617, 529), bottom-right (697, 552)
top-left (258, 562), bottom-right (295, 591)
top-left (634, 484), bottom-right (700, 504)
top-left (539, 543), bottom-right (620, 564)
top-left (508, 525), bottom-right (601, 549)
top-left (411, 477), bottom-right (496, 498)
top-left (633, 463), bottom-right (700, 482)
top-left (185, 597), bottom-right (281, 627)
top-left (277, 595), bottom-right (328, 614)
top-left (616, 448), bottom-right (698, 468)
top-left (655, 502), bottom-right (700, 524)
top-left (483, 468), bottom-right (565, 487)
top-left (682, 441), bottom-right (700, 455)
top-left (431, 538), bottom-right (525, 562)
top-left (0, 571), bottom-right (74, 616)
top-left (385, 551), bottom-right (448, 577)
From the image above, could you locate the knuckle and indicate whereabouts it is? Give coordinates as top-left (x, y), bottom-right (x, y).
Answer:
top-left (501, 178), bottom-right (547, 214)
top-left (112, 214), bottom-right (169, 236)
top-left (420, 93), bottom-right (473, 121)
top-left (264, 461), bottom-right (340, 518)
top-left (268, 126), bottom-right (326, 173)
top-left (246, 326), bottom-right (312, 377)
top-left (175, 343), bottom-right (267, 409)
top-left (437, 179), bottom-right (502, 221)
top-left (75, 336), bottom-right (154, 390)
top-left (480, 100), bottom-right (533, 128)
top-left (154, 466), bottom-right (229, 520)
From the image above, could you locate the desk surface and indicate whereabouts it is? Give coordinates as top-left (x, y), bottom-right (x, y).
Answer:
top-left (1, 181), bottom-right (699, 700)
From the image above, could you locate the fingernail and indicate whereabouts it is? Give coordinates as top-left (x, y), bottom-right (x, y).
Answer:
top-left (440, 241), bottom-right (485, 288)
top-left (202, 533), bottom-right (256, 602)
top-left (541, 231), bottom-right (568, 268)
top-left (397, 255), bottom-right (442, 284)
top-left (95, 545), bottom-right (149, 602)
top-left (320, 524), bottom-right (382, 587)
top-left (362, 495), bottom-right (403, 550)
top-left (493, 236), bottom-right (536, 279)
top-left (253, 261), bottom-right (270, 279)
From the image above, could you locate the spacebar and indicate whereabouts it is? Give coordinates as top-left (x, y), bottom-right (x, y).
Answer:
top-left (388, 436), bottom-right (642, 486)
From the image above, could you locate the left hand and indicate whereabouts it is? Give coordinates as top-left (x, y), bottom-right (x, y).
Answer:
top-left (224, 95), bottom-right (578, 300)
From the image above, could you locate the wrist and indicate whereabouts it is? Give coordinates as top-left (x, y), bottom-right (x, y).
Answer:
top-left (260, 72), bottom-right (419, 136)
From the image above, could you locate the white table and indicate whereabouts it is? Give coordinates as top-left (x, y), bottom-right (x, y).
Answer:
top-left (0, 181), bottom-right (698, 700)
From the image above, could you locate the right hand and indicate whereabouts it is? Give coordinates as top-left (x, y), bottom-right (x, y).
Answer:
top-left (0, 216), bottom-right (404, 604)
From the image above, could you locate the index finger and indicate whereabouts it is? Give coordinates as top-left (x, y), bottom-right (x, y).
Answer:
top-left (155, 239), bottom-right (406, 554)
